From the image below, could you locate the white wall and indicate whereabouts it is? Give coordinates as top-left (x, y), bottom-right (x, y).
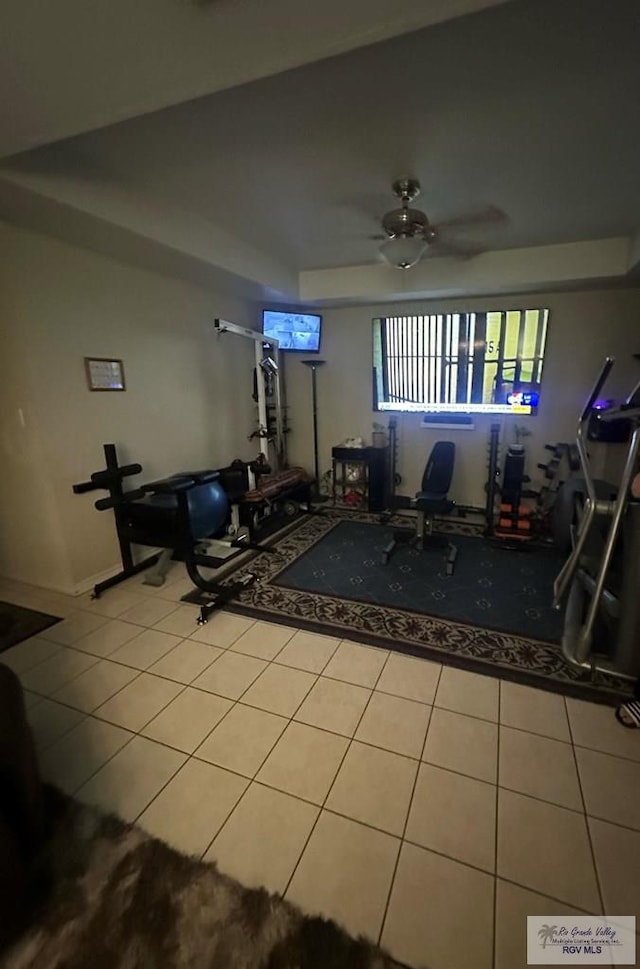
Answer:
top-left (285, 288), bottom-right (640, 508)
top-left (3, 221), bottom-right (638, 595)
top-left (0, 221), bottom-right (261, 592)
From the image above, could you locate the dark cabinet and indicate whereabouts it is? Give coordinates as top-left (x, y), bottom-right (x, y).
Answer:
top-left (331, 446), bottom-right (389, 512)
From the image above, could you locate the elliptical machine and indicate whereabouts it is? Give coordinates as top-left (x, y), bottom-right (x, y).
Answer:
top-left (553, 358), bottom-right (640, 680)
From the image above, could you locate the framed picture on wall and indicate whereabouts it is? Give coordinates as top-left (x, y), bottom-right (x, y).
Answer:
top-left (85, 357), bottom-right (126, 392)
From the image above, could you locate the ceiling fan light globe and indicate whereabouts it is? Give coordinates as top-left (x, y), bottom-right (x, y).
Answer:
top-left (379, 234), bottom-right (428, 269)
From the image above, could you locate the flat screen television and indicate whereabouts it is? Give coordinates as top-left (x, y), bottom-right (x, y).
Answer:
top-left (373, 308), bottom-right (549, 416)
top-left (262, 310), bottom-right (322, 352)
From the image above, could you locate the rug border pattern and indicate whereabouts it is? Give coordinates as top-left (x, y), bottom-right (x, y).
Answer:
top-left (209, 510), bottom-right (630, 705)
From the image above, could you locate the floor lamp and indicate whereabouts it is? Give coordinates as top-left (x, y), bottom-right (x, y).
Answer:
top-left (301, 359), bottom-right (328, 501)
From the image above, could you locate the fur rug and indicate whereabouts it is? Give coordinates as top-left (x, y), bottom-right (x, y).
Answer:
top-left (1, 789), bottom-right (401, 969)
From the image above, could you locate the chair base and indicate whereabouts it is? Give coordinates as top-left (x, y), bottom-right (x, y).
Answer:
top-left (381, 528), bottom-right (458, 575)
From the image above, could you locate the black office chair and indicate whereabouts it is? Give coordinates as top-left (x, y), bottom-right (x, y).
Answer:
top-left (382, 441), bottom-right (458, 575)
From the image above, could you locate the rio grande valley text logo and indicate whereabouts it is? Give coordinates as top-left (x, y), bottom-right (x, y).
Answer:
top-left (538, 922), bottom-right (617, 954)
top-left (527, 916), bottom-right (636, 965)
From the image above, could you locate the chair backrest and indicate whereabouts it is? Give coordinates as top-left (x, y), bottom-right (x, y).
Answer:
top-left (421, 441), bottom-right (456, 495)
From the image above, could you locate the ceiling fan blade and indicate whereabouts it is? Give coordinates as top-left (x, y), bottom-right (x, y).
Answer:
top-left (428, 238), bottom-right (485, 258)
top-left (369, 233), bottom-right (388, 241)
top-left (334, 191), bottom-right (394, 220)
top-left (434, 205), bottom-right (506, 230)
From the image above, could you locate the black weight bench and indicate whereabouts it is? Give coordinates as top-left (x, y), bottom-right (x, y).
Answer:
top-left (382, 441), bottom-right (458, 576)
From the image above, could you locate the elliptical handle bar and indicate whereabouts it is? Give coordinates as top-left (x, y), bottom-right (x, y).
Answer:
top-left (577, 357), bottom-right (614, 425)
top-left (553, 356), bottom-right (614, 607)
top-left (576, 356), bottom-right (614, 506)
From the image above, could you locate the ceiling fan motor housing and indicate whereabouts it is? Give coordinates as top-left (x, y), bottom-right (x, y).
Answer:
top-left (382, 178), bottom-right (436, 240)
top-left (382, 206), bottom-right (432, 239)
top-left (378, 176), bottom-right (501, 265)
top-left (392, 177), bottom-right (421, 203)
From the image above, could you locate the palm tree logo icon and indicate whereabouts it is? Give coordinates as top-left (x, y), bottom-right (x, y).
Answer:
top-left (538, 924), bottom-right (559, 948)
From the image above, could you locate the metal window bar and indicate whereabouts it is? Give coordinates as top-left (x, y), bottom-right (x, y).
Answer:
top-left (456, 314), bottom-right (468, 404)
top-left (382, 310), bottom-right (547, 408)
top-left (416, 316), bottom-right (421, 401)
top-left (434, 315), bottom-right (440, 401)
top-left (449, 314), bottom-right (459, 404)
top-left (384, 318), bottom-right (391, 399)
top-left (494, 312), bottom-right (506, 392)
top-left (389, 317), bottom-right (395, 400)
top-left (439, 314), bottom-right (448, 403)
top-left (393, 317), bottom-right (400, 402)
top-left (467, 313), bottom-right (476, 404)
top-left (386, 318), bottom-right (393, 401)
top-left (398, 316), bottom-right (404, 401)
top-left (400, 315), bottom-right (406, 400)
top-left (379, 319), bottom-right (389, 402)
top-left (470, 313), bottom-right (487, 403)
top-left (514, 310), bottom-right (525, 385)
top-left (437, 314), bottom-right (442, 401)
top-left (418, 315), bottom-right (423, 403)
top-left (533, 309), bottom-right (547, 384)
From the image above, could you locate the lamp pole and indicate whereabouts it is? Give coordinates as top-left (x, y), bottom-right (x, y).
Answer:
top-left (301, 359), bottom-right (327, 501)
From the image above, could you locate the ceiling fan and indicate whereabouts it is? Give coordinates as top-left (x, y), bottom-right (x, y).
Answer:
top-left (373, 177), bottom-right (505, 269)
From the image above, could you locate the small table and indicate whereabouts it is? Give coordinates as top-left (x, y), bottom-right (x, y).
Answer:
top-left (331, 446), bottom-right (389, 512)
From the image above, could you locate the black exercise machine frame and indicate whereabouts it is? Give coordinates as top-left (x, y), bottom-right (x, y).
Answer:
top-left (137, 470), bottom-right (269, 625)
top-left (73, 444), bottom-right (272, 623)
top-left (381, 500), bottom-right (458, 575)
top-left (72, 444), bottom-right (161, 597)
top-left (216, 460), bottom-right (314, 542)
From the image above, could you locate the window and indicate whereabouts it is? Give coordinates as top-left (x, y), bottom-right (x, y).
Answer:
top-left (372, 308), bottom-right (549, 415)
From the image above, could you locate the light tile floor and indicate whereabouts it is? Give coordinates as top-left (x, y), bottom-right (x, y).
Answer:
top-left (2, 568), bottom-right (640, 969)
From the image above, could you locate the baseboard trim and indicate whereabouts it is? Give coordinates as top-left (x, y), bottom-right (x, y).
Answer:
top-left (67, 564), bottom-right (124, 597)
top-left (68, 547), bottom-right (165, 597)
top-left (0, 547), bottom-right (164, 598)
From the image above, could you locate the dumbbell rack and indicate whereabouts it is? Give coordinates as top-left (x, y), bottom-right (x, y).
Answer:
top-left (485, 424), bottom-right (537, 542)
top-left (485, 423), bottom-right (501, 536)
top-left (537, 442), bottom-right (580, 514)
top-left (495, 443), bottom-right (535, 541)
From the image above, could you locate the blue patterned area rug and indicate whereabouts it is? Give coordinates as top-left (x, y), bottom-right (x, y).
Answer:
top-left (278, 519), bottom-right (564, 643)
top-left (218, 510), bottom-right (629, 704)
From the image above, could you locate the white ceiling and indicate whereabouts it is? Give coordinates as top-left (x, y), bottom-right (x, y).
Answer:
top-left (1, 0), bottom-right (640, 304)
top-left (0, 0), bottom-right (504, 158)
